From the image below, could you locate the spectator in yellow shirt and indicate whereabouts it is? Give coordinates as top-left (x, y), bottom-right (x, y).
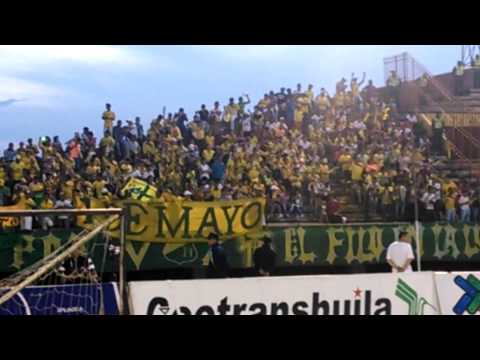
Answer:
top-left (351, 159), bottom-right (364, 182)
top-left (102, 103), bottom-right (115, 134)
top-left (445, 189), bottom-right (457, 223)
top-left (10, 158), bottom-right (25, 183)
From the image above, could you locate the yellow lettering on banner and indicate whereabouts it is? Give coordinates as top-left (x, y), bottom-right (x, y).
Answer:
top-left (43, 234), bottom-right (62, 258)
top-left (326, 227), bottom-right (343, 264)
top-left (356, 227), bottom-right (369, 262)
top-left (344, 227), bottom-right (385, 264)
top-left (283, 227), bottom-right (316, 264)
top-left (433, 224), bottom-right (460, 259)
top-left (344, 227), bottom-right (356, 264)
top-left (463, 224), bottom-right (480, 258)
top-left (237, 236), bottom-right (257, 267)
top-left (11, 235), bottom-right (35, 270)
top-left (431, 224), bottom-right (444, 259)
top-left (82, 198), bottom-right (266, 243)
top-left (126, 241), bottom-right (151, 270)
top-left (445, 224), bottom-right (460, 258)
top-left (284, 228), bottom-right (296, 264)
top-left (366, 226), bottom-right (385, 263)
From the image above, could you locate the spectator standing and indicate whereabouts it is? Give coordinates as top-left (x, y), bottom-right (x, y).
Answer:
top-left (210, 101), bottom-right (222, 136)
top-left (350, 72), bottom-right (366, 109)
top-left (386, 71), bottom-right (401, 105)
top-left (135, 117), bottom-right (144, 144)
top-left (386, 231), bottom-right (415, 273)
top-left (432, 113), bottom-right (445, 155)
top-left (433, 182), bottom-right (444, 221)
top-left (458, 191), bottom-right (471, 223)
top-left (362, 80), bottom-right (377, 106)
top-left (471, 190), bottom-right (480, 223)
top-left (421, 187), bottom-right (436, 222)
top-left (206, 233), bottom-right (229, 279)
top-left (39, 195), bottom-right (55, 231)
top-left (286, 89), bottom-right (296, 129)
top-left (326, 195), bottom-right (345, 223)
top-left (253, 236), bottom-right (276, 277)
top-left (211, 156), bottom-right (226, 184)
top-left (417, 73), bottom-right (430, 106)
top-left (394, 184), bottom-right (407, 220)
top-left (55, 193), bottom-right (73, 229)
top-left (112, 120), bottom-right (123, 142)
top-left (198, 104), bottom-right (209, 124)
top-left (445, 189), bottom-right (457, 223)
top-left (3, 143), bottom-right (16, 163)
top-left (102, 103), bottom-right (115, 135)
top-left (53, 136), bottom-right (63, 154)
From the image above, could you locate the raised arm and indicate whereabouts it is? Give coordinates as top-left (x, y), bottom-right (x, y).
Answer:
top-left (359, 72), bottom-right (366, 87)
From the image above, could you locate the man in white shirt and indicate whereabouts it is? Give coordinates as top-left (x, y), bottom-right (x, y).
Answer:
top-left (386, 231), bottom-right (415, 273)
top-left (421, 187), bottom-right (436, 222)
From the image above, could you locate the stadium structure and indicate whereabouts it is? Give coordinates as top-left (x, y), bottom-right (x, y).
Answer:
top-left (1, 46), bottom-right (480, 316)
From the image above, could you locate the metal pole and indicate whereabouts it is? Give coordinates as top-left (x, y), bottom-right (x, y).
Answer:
top-left (119, 212), bottom-right (126, 315)
top-left (414, 219), bottom-right (422, 272)
top-left (413, 167), bottom-right (422, 272)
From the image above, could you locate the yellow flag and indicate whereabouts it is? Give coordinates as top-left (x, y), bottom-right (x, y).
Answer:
top-left (121, 178), bottom-right (157, 202)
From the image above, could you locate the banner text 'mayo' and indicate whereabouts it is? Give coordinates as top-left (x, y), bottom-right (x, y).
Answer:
top-left (82, 198), bottom-right (266, 243)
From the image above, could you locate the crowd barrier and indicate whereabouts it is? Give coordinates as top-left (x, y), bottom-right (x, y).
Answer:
top-left (128, 272), bottom-right (480, 315)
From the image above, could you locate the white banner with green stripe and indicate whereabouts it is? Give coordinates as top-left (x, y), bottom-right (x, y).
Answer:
top-left (129, 272), bottom-right (439, 315)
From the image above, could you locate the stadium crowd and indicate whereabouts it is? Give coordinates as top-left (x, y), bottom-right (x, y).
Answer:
top-left (1, 71), bottom-right (480, 231)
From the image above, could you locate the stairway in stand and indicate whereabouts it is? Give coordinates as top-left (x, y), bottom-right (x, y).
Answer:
top-left (433, 158), bottom-right (480, 186)
top-left (334, 183), bottom-right (383, 223)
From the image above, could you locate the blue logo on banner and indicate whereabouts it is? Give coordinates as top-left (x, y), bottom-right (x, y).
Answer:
top-left (0, 283), bottom-right (119, 315)
top-left (453, 275), bottom-right (480, 315)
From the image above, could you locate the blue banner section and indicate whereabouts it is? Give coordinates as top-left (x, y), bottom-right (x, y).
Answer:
top-left (0, 283), bottom-right (119, 315)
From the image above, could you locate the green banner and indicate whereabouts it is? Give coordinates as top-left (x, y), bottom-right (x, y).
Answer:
top-left (1, 223), bottom-right (479, 273)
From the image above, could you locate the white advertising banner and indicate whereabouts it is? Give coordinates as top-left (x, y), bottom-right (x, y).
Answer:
top-left (129, 272), bottom-right (439, 315)
top-left (435, 272), bottom-right (480, 316)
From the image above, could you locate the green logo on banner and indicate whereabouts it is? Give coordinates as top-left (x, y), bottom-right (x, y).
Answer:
top-left (395, 278), bottom-right (436, 315)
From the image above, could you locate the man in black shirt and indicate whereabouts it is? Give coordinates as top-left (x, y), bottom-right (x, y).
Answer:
top-left (206, 233), bottom-right (230, 279)
top-left (198, 104), bottom-right (209, 122)
top-left (253, 236), bottom-right (276, 277)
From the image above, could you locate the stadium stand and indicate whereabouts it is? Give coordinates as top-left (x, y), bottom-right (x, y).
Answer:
top-left (0, 73), bottom-right (479, 231)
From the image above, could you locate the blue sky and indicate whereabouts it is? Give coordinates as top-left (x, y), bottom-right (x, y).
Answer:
top-left (0, 45), bottom-right (460, 149)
